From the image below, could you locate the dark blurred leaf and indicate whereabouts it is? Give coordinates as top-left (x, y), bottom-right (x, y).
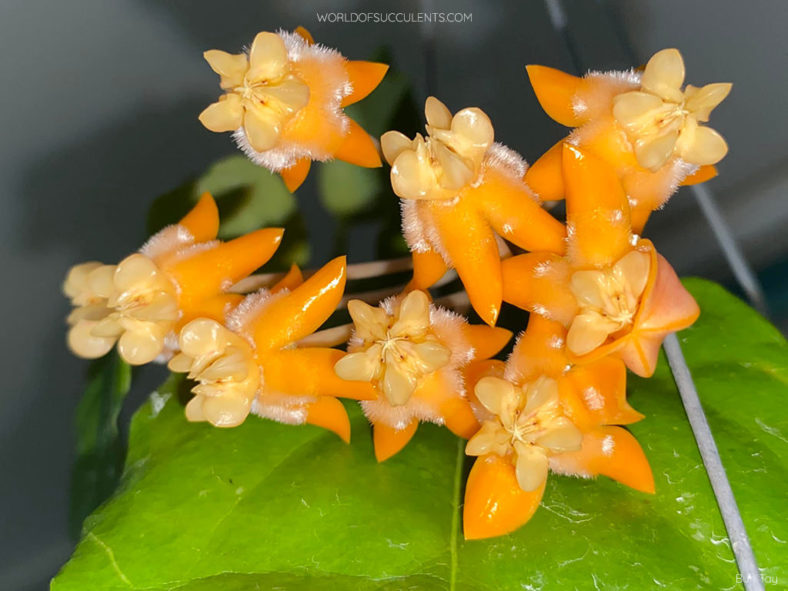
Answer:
top-left (69, 352), bottom-right (132, 537)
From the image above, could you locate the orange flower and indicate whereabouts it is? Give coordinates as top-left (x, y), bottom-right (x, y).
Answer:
top-left (333, 289), bottom-right (512, 461)
top-left (525, 48), bottom-right (731, 231)
top-left (381, 97), bottom-right (566, 325)
top-left (64, 194), bottom-right (283, 365)
top-left (462, 313), bottom-right (653, 540)
top-left (168, 256), bottom-right (376, 440)
top-left (502, 145), bottom-right (699, 377)
top-left (199, 27), bottom-right (388, 192)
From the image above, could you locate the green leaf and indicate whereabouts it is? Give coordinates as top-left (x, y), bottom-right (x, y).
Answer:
top-left (53, 281), bottom-right (787, 589)
top-left (69, 352), bottom-right (132, 538)
top-left (147, 155), bottom-right (296, 239)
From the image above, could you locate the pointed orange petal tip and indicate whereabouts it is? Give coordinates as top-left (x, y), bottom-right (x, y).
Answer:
top-left (463, 324), bottom-right (512, 360)
top-left (305, 397), bottom-right (351, 443)
top-left (271, 264), bottom-right (304, 293)
top-left (526, 64), bottom-right (586, 127)
top-left (411, 249), bottom-right (448, 289)
top-left (333, 119), bottom-right (382, 167)
top-left (463, 455), bottom-right (545, 540)
top-left (373, 420), bottom-right (419, 462)
top-left (281, 158), bottom-right (312, 192)
top-left (524, 141), bottom-right (565, 202)
top-left (178, 192), bottom-right (219, 242)
top-left (680, 164), bottom-right (718, 186)
top-left (294, 26), bottom-right (314, 45)
top-left (342, 61), bottom-right (389, 107)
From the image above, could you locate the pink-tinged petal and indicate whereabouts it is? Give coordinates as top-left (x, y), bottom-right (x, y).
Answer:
top-left (501, 253), bottom-right (577, 326)
top-left (562, 144), bottom-right (633, 269)
top-left (550, 426), bottom-right (655, 493)
top-left (463, 454), bottom-right (546, 540)
top-left (618, 247), bottom-right (700, 377)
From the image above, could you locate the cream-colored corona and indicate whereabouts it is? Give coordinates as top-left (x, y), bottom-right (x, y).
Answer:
top-left (466, 376), bottom-right (582, 492)
top-left (169, 318), bottom-right (260, 428)
top-left (334, 290), bottom-right (452, 406)
top-left (566, 250), bottom-right (651, 356)
top-left (612, 48), bottom-right (731, 171)
top-left (380, 97), bottom-right (494, 201)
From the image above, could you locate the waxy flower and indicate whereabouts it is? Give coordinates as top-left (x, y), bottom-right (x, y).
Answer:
top-left (64, 194), bottom-right (284, 365)
top-left (525, 48), bottom-right (731, 231)
top-left (334, 289), bottom-right (511, 461)
top-left (381, 97), bottom-right (566, 325)
top-left (199, 27), bottom-right (388, 192)
top-left (169, 257), bottom-right (376, 438)
top-left (463, 313), bottom-right (653, 540)
top-left (502, 145), bottom-right (699, 377)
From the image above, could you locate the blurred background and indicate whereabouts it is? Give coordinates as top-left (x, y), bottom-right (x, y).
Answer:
top-left (1, 0), bottom-right (786, 588)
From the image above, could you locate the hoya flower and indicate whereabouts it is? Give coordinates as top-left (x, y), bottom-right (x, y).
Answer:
top-left (199, 27), bottom-right (388, 192)
top-left (463, 313), bottom-right (653, 540)
top-left (525, 48), bottom-right (731, 231)
top-left (381, 97), bottom-right (566, 325)
top-left (334, 289), bottom-right (511, 461)
top-left (502, 145), bottom-right (699, 377)
top-left (169, 257), bottom-right (376, 438)
top-left (64, 194), bottom-right (284, 365)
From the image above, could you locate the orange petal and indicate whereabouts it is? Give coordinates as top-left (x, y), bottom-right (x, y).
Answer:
top-left (559, 357), bottom-right (644, 431)
top-left (680, 164), bottom-right (717, 186)
top-left (563, 144), bottom-right (633, 268)
top-left (271, 264), bottom-right (304, 293)
top-left (461, 325), bottom-right (512, 360)
top-left (373, 419), bottom-right (419, 462)
top-left (304, 397), bottom-right (351, 443)
top-left (294, 26), bottom-right (314, 45)
top-left (629, 205), bottom-right (652, 236)
top-left (550, 426), bottom-right (655, 493)
top-left (441, 397), bottom-right (481, 439)
top-left (463, 454), bottom-right (546, 540)
top-left (471, 168), bottom-right (566, 254)
top-left (177, 293), bottom-right (242, 328)
top-left (507, 314), bottom-right (569, 382)
top-left (524, 141), bottom-right (565, 202)
top-left (333, 118), bottom-right (382, 168)
top-left (178, 192), bottom-right (219, 242)
top-left (429, 199), bottom-right (502, 326)
top-left (280, 158), bottom-right (311, 192)
top-left (166, 228), bottom-right (283, 305)
top-left (410, 249), bottom-right (448, 289)
top-left (526, 65), bottom-right (588, 127)
top-left (342, 61), bottom-right (389, 107)
top-left (251, 256), bottom-right (346, 351)
top-left (262, 348), bottom-right (376, 401)
top-left (501, 252), bottom-right (577, 326)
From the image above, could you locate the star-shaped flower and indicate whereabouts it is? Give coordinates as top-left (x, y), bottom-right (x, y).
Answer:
top-left (334, 289), bottom-right (511, 461)
top-left (462, 313), bottom-right (653, 540)
top-left (524, 48), bottom-right (731, 231)
top-left (64, 194), bottom-right (284, 365)
top-left (502, 145), bottom-right (699, 377)
top-left (199, 28), bottom-right (388, 192)
top-left (169, 257), bottom-right (376, 438)
top-left (382, 97), bottom-right (566, 325)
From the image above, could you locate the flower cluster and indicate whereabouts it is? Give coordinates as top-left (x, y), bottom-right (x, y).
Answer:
top-left (64, 39), bottom-right (720, 542)
top-left (524, 48), bottom-right (730, 231)
top-left (199, 27), bottom-right (388, 191)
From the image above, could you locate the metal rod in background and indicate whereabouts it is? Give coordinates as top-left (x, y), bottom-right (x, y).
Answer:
top-left (664, 334), bottom-right (764, 591)
top-left (691, 183), bottom-right (770, 316)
